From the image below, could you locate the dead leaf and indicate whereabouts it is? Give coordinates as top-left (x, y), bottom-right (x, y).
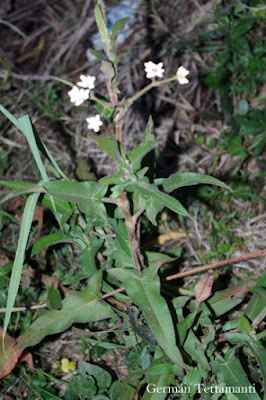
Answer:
top-left (143, 231), bottom-right (187, 248)
top-left (0, 328), bottom-right (22, 379)
top-left (195, 270), bottom-right (214, 304)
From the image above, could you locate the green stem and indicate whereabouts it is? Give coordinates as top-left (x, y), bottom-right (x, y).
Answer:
top-left (126, 75), bottom-right (177, 105)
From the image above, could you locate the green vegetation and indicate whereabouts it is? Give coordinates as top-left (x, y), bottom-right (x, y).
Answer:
top-left (0, 1), bottom-right (265, 399)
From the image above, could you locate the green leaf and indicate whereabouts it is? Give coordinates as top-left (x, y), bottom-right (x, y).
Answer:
top-left (68, 375), bottom-right (97, 398)
top-left (239, 99), bottom-right (249, 115)
top-left (48, 284), bottom-right (62, 310)
top-left (206, 280), bottom-right (256, 316)
top-left (141, 116), bottom-right (156, 180)
top-left (108, 266), bottom-right (185, 375)
top-left (211, 347), bottom-right (260, 400)
top-left (123, 180), bottom-right (193, 220)
top-left (142, 374), bottom-right (175, 400)
top-left (0, 103), bottom-right (21, 128)
top-left (109, 381), bottom-right (135, 400)
top-left (93, 136), bottom-right (127, 168)
top-left (76, 159), bottom-right (96, 182)
top-left (41, 193), bottom-right (73, 214)
top-left (127, 141), bottom-right (158, 172)
top-left (78, 361), bottom-right (112, 394)
top-left (183, 330), bottom-right (210, 370)
top-left (41, 180), bottom-right (108, 216)
top-left (94, 3), bottom-right (110, 46)
top-left (144, 251), bottom-right (177, 266)
top-left (110, 219), bottom-right (132, 257)
top-left (230, 18), bottom-right (254, 39)
top-left (30, 232), bottom-right (75, 256)
top-left (142, 116), bottom-right (155, 143)
top-left (18, 115), bottom-right (49, 182)
top-left (100, 169), bottom-right (124, 185)
top-left (138, 361), bottom-right (178, 376)
top-left (111, 17), bottom-right (130, 41)
top-left (245, 272), bottom-right (266, 323)
top-left (0, 181), bottom-right (73, 215)
top-left (3, 193), bottom-right (40, 339)
top-left (79, 238), bottom-right (104, 278)
top-left (88, 92), bottom-right (114, 119)
top-left (184, 366), bottom-right (208, 397)
top-left (142, 375), bottom-right (175, 400)
top-left (35, 388), bottom-right (62, 400)
top-left (0, 180), bottom-right (36, 192)
top-left (248, 343), bottom-right (266, 397)
top-left (0, 271), bottom-right (116, 377)
top-left (162, 172), bottom-right (231, 193)
top-left (89, 49), bottom-right (109, 61)
top-left (145, 197), bottom-right (164, 226)
top-left (177, 312), bottom-right (197, 346)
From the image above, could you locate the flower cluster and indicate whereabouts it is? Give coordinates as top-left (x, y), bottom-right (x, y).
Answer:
top-left (68, 74), bottom-right (103, 132)
top-left (68, 74), bottom-right (95, 106)
top-left (144, 61), bottom-right (189, 85)
top-left (67, 66), bottom-right (190, 133)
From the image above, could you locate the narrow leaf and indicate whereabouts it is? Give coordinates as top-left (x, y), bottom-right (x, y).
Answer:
top-left (18, 115), bottom-right (49, 182)
top-left (123, 180), bottom-right (193, 220)
top-left (111, 17), bottom-right (130, 41)
top-left (108, 267), bottom-right (184, 375)
top-left (30, 232), bottom-right (74, 256)
top-left (183, 330), bottom-right (210, 370)
top-left (89, 49), bottom-right (109, 61)
top-left (93, 136), bottom-right (127, 168)
top-left (40, 180), bottom-right (108, 216)
top-left (3, 193), bottom-right (40, 338)
top-left (142, 116), bottom-right (155, 143)
top-left (127, 141), bottom-right (158, 172)
top-left (206, 279), bottom-right (256, 316)
top-left (48, 284), bottom-right (62, 310)
top-left (79, 238), bottom-right (104, 278)
top-left (162, 172), bottom-right (232, 193)
top-left (94, 4), bottom-right (110, 46)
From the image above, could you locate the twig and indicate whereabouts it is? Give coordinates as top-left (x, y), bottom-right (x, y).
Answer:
top-left (236, 0), bottom-right (266, 11)
top-left (0, 19), bottom-right (27, 38)
top-left (164, 249), bottom-right (266, 281)
top-left (1, 251), bottom-right (264, 314)
top-left (0, 303), bottom-right (47, 313)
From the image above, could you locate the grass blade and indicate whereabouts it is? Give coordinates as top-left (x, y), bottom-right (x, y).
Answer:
top-left (3, 193), bottom-right (40, 339)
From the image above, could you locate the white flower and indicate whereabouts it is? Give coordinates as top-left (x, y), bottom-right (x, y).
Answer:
top-left (176, 66), bottom-right (189, 85)
top-left (77, 75), bottom-right (96, 90)
top-left (86, 115), bottom-right (103, 132)
top-left (144, 61), bottom-right (164, 79)
top-left (68, 86), bottom-right (89, 106)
